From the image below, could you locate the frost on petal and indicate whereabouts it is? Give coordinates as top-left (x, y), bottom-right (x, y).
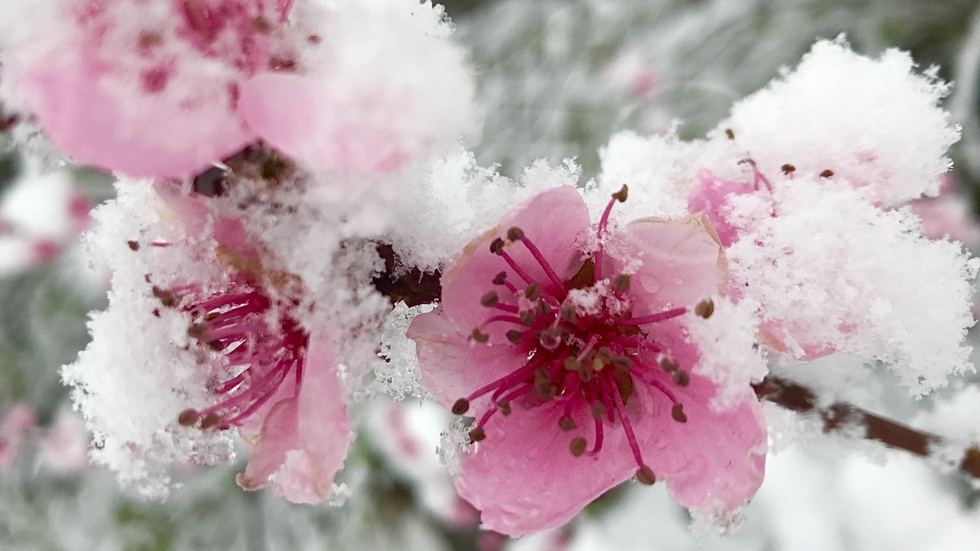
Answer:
top-left (719, 37), bottom-right (958, 205)
top-left (728, 178), bottom-right (978, 395)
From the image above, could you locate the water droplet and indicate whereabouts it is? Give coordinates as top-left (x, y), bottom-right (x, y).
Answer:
top-left (639, 274), bottom-right (661, 293)
top-left (673, 278), bottom-right (683, 286)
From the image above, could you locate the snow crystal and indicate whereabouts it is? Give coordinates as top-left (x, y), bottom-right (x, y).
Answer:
top-left (728, 177), bottom-right (978, 397)
top-left (684, 297), bottom-right (768, 411)
top-left (437, 416), bottom-right (471, 477)
top-left (719, 37), bottom-right (959, 205)
top-left (371, 303), bottom-right (433, 401)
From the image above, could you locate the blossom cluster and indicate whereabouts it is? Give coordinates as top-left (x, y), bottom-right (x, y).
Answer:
top-left (0, 0), bottom-right (976, 542)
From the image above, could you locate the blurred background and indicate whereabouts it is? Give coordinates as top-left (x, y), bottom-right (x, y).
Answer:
top-left (1, 0), bottom-right (980, 549)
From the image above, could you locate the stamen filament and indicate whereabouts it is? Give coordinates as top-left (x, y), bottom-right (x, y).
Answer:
top-left (615, 307), bottom-right (687, 326)
top-left (515, 236), bottom-right (566, 291)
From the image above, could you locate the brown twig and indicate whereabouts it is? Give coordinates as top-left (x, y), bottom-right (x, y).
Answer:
top-left (753, 376), bottom-right (980, 479)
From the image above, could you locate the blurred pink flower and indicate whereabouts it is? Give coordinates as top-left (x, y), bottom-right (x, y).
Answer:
top-left (40, 414), bottom-right (91, 474)
top-left (0, 404), bottom-right (37, 471)
top-left (157, 184), bottom-right (353, 503)
top-left (408, 186), bottom-right (767, 535)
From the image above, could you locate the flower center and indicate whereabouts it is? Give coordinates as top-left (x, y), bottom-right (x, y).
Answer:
top-left (453, 186), bottom-right (707, 485)
top-left (168, 279), bottom-right (306, 431)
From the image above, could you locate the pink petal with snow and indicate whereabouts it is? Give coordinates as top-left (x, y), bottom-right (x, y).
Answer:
top-left (21, 49), bottom-right (254, 179)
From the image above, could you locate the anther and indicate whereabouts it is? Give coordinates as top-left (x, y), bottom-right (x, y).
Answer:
top-left (560, 304), bottom-right (576, 322)
top-left (615, 372), bottom-right (634, 404)
top-left (200, 413), bottom-right (222, 430)
top-left (569, 436), bottom-right (588, 457)
top-left (152, 285), bottom-right (177, 308)
top-left (564, 357), bottom-right (583, 371)
top-left (724, 128), bottom-right (735, 140)
top-left (507, 227), bottom-right (525, 241)
top-left (452, 398), bottom-right (470, 415)
top-left (469, 427), bottom-right (487, 442)
top-left (519, 311), bottom-right (536, 326)
top-left (672, 370), bottom-right (690, 387)
top-left (611, 355), bottom-right (634, 370)
top-left (480, 291), bottom-right (500, 307)
top-left (636, 465), bottom-right (657, 485)
top-left (492, 271), bottom-right (508, 285)
top-left (612, 184), bottom-right (629, 203)
top-left (524, 283), bottom-right (541, 301)
top-left (471, 328), bottom-right (490, 343)
top-left (497, 401), bottom-right (512, 416)
top-left (694, 298), bottom-right (714, 319)
top-left (177, 409), bottom-right (200, 427)
top-left (781, 163), bottom-right (796, 174)
top-left (490, 238), bottom-right (505, 255)
top-left (671, 404), bottom-right (688, 423)
top-left (591, 404), bottom-right (607, 419)
top-left (558, 417), bottom-right (577, 431)
top-left (820, 169), bottom-right (834, 178)
top-left (613, 274), bottom-right (631, 293)
top-left (659, 357), bottom-right (678, 372)
top-left (127, 240), bottom-right (140, 251)
top-left (505, 330), bottom-right (524, 344)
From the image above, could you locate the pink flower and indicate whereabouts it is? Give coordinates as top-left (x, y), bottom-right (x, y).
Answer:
top-left (40, 414), bottom-right (91, 474)
top-left (408, 186), bottom-right (767, 535)
top-left (157, 185), bottom-right (353, 503)
top-left (0, 404), bottom-right (37, 471)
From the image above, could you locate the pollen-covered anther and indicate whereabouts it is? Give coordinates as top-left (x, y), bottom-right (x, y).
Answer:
top-left (469, 427), bottom-right (487, 443)
top-left (694, 298), bottom-right (715, 319)
top-left (480, 291), bottom-right (500, 307)
top-left (524, 283), bottom-right (541, 301)
top-left (471, 328), bottom-right (490, 343)
top-left (563, 357), bottom-right (583, 371)
top-left (611, 184), bottom-right (629, 203)
top-left (452, 398), bottom-right (470, 415)
top-left (613, 274), bottom-right (631, 293)
top-left (671, 404), bottom-right (688, 423)
top-left (636, 465), bottom-right (657, 485)
top-left (177, 409), bottom-right (200, 427)
top-left (507, 227), bottom-right (525, 242)
top-left (569, 436), bottom-right (588, 457)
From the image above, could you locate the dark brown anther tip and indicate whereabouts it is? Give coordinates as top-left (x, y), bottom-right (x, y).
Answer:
top-left (569, 436), bottom-right (588, 457)
top-left (563, 357), bottom-right (582, 371)
top-left (524, 283), bottom-right (541, 301)
top-left (673, 370), bottom-right (690, 387)
top-left (591, 404), bottom-right (607, 419)
top-left (490, 238), bottom-right (505, 255)
top-left (820, 169), bottom-right (834, 178)
top-left (200, 413), bottom-right (222, 430)
top-left (127, 240), bottom-right (140, 251)
top-left (612, 184), bottom-right (629, 203)
top-left (177, 409), bottom-right (200, 427)
top-left (560, 304), bottom-right (577, 322)
top-left (724, 128), bottom-right (735, 140)
top-left (469, 427), bottom-right (487, 443)
top-left (671, 403), bottom-right (688, 423)
top-left (507, 227), bottom-right (525, 241)
top-left (659, 357), bottom-right (678, 372)
top-left (471, 328), bottom-right (490, 343)
top-left (451, 398), bottom-right (470, 415)
top-left (781, 163), bottom-right (796, 174)
top-left (505, 330), bottom-right (524, 344)
top-left (636, 465), bottom-right (657, 485)
top-left (497, 401), bottom-right (512, 416)
top-left (694, 298), bottom-right (714, 319)
top-left (558, 417), bottom-right (577, 431)
top-left (492, 271), bottom-right (508, 285)
top-left (480, 291), bottom-right (499, 308)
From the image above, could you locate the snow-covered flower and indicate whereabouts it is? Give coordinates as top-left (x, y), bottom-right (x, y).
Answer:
top-left (408, 185), bottom-right (767, 535)
top-left (0, 0), bottom-right (475, 178)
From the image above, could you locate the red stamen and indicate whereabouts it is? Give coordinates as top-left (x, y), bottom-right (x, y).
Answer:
top-left (513, 233), bottom-right (566, 291)
top-left (615, 307), bottom-right (687, 326)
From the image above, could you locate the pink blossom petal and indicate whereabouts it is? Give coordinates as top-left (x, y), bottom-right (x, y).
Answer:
top-left (408, 306), bottom-right (527, 408)
top-left (239, 73), bottom-right (410, 174)
top-left (456, 402), bottom-right (636, 536)
top-left (21, 49), bottom-right (254, 179)
top-left (237, 334), bottom-right (353, 503)
top-left (617, 214), bottom-right (727, 315)
top-left (440, 186), bottom-right (591, 342)
top-left (686, 170), bottom-right (754, 246)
